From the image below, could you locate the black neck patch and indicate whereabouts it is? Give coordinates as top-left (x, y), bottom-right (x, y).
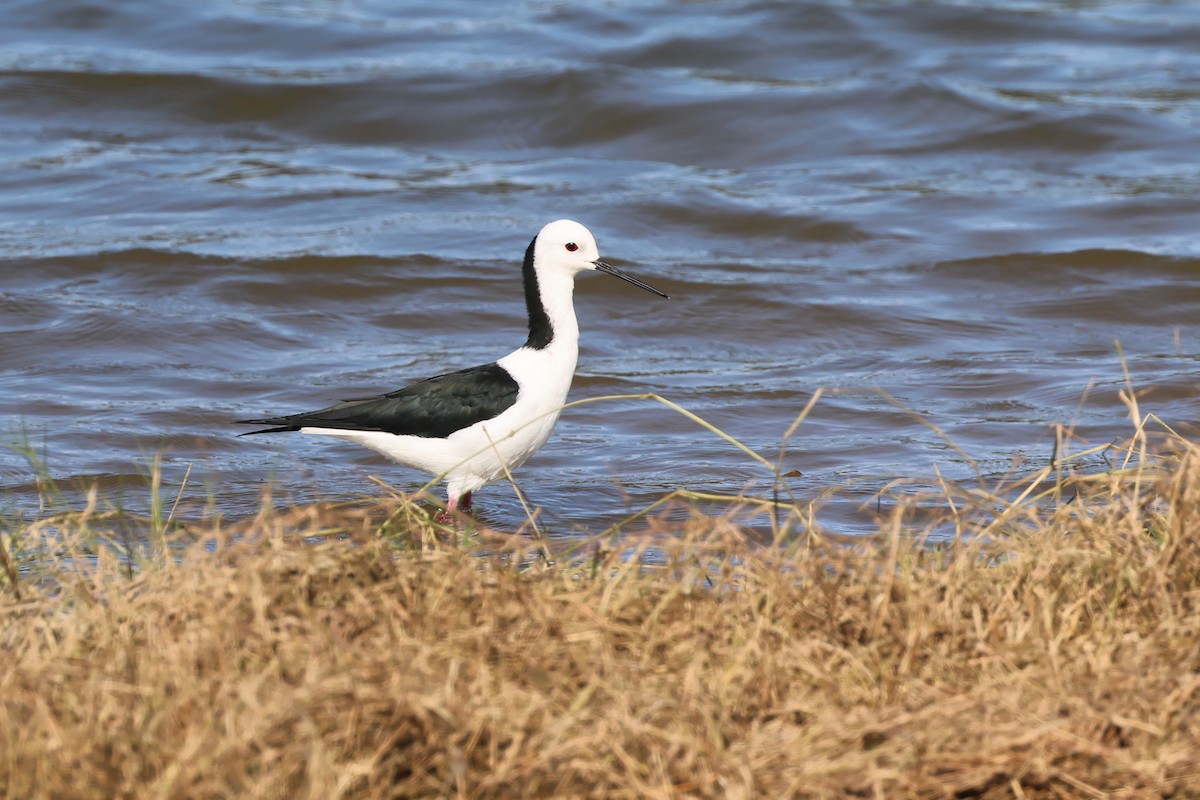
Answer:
top-left (522, 234), bottom-right (553, 350)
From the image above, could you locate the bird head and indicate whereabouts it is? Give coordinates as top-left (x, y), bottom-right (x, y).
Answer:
top-left (534, 219), bottom-right (669, 298)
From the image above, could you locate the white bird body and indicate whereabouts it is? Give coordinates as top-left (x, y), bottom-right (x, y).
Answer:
top-left (299, 330), bottom-right (579, 501)
top-left (239, 219), bottom-right (667, 515)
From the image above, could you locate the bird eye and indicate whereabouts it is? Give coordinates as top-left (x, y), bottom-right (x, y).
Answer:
top-left (565, 242), bottom-right (578, 252)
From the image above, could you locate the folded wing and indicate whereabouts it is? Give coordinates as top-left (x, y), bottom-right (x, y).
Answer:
top-left (236, 362), bottom-right (520, 440)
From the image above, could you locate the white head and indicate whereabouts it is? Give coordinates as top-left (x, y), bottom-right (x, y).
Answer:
top-left (531, 219), bottom-right (669, 297)
top-left (532, 219), bottom-right (603, 278)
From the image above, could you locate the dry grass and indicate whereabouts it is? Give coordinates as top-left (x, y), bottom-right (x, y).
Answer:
top-left (3, 426), bottom-right (1200, 798)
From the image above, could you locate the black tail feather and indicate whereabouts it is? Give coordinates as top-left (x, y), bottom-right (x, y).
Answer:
top-left (235, 419), bottom-right (300, 436)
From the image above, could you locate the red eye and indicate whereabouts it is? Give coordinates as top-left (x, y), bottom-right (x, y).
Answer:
top-left (565, 242), bottom-right (578, 252)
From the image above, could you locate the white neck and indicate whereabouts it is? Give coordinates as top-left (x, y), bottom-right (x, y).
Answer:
top-left (536, 268), bottom-right (580, 354)
top-left (499, 267), bottom-right (581, 407)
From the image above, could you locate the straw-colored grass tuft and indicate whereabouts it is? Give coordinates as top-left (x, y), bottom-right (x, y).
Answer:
top-left (3, 435), bottom-right (1200, 797)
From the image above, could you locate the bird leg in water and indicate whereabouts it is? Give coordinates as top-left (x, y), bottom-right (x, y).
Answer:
top-left (436, 491), bottom-right (474, 524)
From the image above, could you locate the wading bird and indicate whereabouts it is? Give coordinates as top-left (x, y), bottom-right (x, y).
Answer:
top-left (238, 219), bottom-right (668, 518)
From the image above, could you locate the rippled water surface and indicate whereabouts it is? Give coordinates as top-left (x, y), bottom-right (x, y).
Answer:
top-left (3, 0), bottom-right (1199, 538)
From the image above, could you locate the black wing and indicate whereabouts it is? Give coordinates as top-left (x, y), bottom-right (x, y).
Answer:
top-left (236, 362), bottom-right (519, 439)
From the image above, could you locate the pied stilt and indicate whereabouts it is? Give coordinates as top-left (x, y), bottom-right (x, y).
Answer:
top-left (237, 219), bottom-right (668, 517)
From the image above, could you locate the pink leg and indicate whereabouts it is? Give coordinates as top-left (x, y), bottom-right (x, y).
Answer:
top-left (433, 495), bottom-right (458, 525)
top-left (435, 492), bottom-right (473, 525)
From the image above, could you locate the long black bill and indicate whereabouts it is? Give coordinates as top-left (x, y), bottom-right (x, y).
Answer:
top-left (593, 260), bottom-right (670, 299)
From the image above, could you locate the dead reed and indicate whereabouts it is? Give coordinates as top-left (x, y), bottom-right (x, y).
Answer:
top-left (2, 401), bottom-right (1199, 798)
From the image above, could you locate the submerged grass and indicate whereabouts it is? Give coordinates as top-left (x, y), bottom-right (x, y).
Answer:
top-left (2, 393), bottom-right (1200, 798)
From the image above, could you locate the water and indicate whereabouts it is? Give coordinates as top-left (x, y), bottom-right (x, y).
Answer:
top-left (3, 0), bottom-right (1199, 539)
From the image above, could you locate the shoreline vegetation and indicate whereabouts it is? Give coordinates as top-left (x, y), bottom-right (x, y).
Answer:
top-left (3, 391), bottom-right (1199, 798)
